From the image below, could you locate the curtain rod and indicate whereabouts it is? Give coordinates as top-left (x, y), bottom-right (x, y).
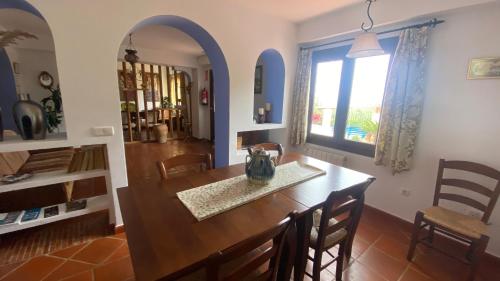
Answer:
top-left (300, 18), bottom-right (445, 50)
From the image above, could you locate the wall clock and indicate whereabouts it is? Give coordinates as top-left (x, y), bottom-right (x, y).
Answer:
top-left (39, 71), bottom-right (54, 89)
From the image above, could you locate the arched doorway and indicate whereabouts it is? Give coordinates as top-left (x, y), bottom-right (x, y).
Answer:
top-left (121, 15), bottom-right (230, 167)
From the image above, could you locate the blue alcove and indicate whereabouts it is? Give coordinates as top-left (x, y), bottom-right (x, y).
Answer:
top-left (254, 49), bottom-right (285, 124)
top-left (127, 15), bottom-right (230, 167)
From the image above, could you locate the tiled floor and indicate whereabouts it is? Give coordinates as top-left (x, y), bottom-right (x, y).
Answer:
top-left (1, 206), bottom-right (499, 281)
top-left (0, 232), bottom-right (132, 281)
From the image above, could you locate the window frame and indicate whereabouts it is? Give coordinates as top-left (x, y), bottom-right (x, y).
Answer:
top-left (307, 37), bottom-right (399, 157)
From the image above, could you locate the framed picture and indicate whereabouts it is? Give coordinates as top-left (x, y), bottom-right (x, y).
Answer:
top-left (467, 57), bottom-right (500, 79)
top-left (254, 65), bottom-right (263, 94)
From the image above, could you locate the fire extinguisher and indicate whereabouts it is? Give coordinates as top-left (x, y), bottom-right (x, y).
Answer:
top-left (200, 88), bottom-right (208, 105)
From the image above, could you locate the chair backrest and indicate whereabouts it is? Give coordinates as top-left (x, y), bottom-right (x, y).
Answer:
top-left (156, 153), bottom-right (212, 179)
top-left (206, 212), bottom-right (297, 281)
top-left (316, 178), bottom-right (375, 250)
top-left (433, 159), bottom-right (500, 223)
top-left (247, 143), bottom-right (283, 156)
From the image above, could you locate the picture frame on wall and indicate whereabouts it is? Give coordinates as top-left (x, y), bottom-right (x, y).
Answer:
top-left (254, 65), bottom-right (263, 94)
top-left (467, 57), bottom-right (500, 79)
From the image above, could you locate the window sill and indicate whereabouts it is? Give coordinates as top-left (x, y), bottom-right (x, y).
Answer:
top-left (306, 135), bottom-right (375, 158)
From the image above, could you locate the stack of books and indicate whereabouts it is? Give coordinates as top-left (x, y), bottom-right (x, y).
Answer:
top-left (67, 146), bottom-right (106, 173)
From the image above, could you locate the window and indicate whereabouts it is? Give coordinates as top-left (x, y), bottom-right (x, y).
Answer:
top-left (307, 37), bottom-right (398, 157)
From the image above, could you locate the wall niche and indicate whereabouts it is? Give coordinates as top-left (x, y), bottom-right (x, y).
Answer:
top-left (253, 49), bottom-right (284, 124)
top-left (0, 6), bottom-right (65, 142)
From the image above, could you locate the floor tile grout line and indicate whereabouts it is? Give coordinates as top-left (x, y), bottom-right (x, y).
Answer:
top-left (37, 254), bottom-right (67, 281)
top-left (0, 258), bottom-right (31, 281)
top-left (396, 264), bottom-right (411, 281)
top-left (101, 240), bottom-right (126, 264)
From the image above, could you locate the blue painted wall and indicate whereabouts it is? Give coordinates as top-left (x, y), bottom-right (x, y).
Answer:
top-left (258, 49), bottom-right (285, 123)
top-left (132, 16), bottom-right (230, 167)
top-left (0, 0), bottom-right (44, 19)
top-left (0, 48), bottom-right (18, 131)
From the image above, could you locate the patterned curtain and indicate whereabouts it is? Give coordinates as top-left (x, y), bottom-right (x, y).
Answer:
top-left (374, 27), bottom-right (430, 174)
top-left (290, 48), bottom-right (313, 145)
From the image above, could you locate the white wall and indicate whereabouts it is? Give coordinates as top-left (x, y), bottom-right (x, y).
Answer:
top-left (295, 2), bottom-right (500, 256)
top-left (297, 0), bottom-right (495, 43)
top-left (9, 48), bottom-right (59, 103)
top-left (27, 0), bottom-right (297, 226)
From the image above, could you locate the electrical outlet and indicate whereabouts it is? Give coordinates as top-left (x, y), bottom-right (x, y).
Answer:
top-left (400, 188), bottom-right (411, 197)
top-left (92, 126), bottom-right (115, 136)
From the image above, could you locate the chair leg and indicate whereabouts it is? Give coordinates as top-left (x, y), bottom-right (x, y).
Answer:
top-left (467, 235), bottom-right (488, 281)
top-left (336, 242), bottom-right (346, 281)
top-left (428, 225), bottom-right (435, 243)
top-left (312, 248), bottom-right (323, 281)
top-left (407, 211), bottom-right (424, 261)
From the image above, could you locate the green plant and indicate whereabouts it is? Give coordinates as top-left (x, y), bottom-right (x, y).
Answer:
top-left (347, 109), bottom-right (378, 135)
top-left (41, 85), bottom-right (63, 133)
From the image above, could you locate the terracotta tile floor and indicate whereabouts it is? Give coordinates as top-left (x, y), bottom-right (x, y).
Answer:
top-left (1, 206), bottom-right (499, 281)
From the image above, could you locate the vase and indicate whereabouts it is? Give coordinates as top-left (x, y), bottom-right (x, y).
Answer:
top-left (12, 94), bottom-right (47, 140)
top-left (245, 149), bottom-right (276, 185)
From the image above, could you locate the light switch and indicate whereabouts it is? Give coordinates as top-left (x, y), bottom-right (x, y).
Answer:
top-left (92, 126), bottom-right (115, 136)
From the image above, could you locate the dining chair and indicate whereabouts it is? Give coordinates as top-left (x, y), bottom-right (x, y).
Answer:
top-left (206, 212), bottom-right (297, 281)
top-left (247, 143), bottom-right (284, 156)
top-left (307, 178), bottom-right (375, 281)
top-left (156, 153), bottom-right (213, 179)
top-left (407, 159), bottom-right (500, 281)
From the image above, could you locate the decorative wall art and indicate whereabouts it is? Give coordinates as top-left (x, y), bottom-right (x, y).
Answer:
top-left (467, 57), bottom-right (500, 79)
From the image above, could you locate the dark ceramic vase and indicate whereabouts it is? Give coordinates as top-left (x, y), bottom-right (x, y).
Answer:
top-left (245, 149), bottom-right (276, 185)
top-left (12, 94), bottom-right (47, 140)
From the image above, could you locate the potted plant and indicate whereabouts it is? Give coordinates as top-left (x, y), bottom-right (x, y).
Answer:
top-left (41, 85), bottom-right (63, 133)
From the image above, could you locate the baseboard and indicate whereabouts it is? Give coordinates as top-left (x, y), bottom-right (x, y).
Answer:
top-left (114, 224), bottom-right (125, 234)
top-left (363, 204), bottom-right (500, 262)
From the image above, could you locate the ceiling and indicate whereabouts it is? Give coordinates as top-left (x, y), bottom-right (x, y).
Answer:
top-left (229, 0), bottom-right (363, 22)
top-left (0, 9), bottom-right (54, 51)
top-left (120, 25), bottom-right (204, 56)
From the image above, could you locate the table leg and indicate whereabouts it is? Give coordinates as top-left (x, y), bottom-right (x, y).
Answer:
top-left (294, 211), bottom-right (313, 281)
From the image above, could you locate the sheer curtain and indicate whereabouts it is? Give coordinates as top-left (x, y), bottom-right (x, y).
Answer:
top-left (375, 27), bottom-right (431, 174)
top-left (290, 49), bottom-right (313, 145)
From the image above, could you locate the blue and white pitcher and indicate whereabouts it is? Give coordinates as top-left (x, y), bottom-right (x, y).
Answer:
top-left (245, 148), bottom-right (276, 185)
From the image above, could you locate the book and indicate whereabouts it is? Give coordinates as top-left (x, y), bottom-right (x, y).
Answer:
top-left (43, 206), bottom-right (59, 218)
top-left (21, 208), bottom-right (41, 222)
top-left (0, 211), bottom-right (22, 225)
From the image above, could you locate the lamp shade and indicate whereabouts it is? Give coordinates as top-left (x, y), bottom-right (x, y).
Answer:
top-left (346, 32), bottom-right (385, 58)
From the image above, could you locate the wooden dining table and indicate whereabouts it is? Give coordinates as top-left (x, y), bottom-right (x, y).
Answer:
top-left (117, 152), bottom-right (374, 281)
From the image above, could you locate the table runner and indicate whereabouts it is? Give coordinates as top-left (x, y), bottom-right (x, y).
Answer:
top-left (177, 161), bottom-right (325, 221)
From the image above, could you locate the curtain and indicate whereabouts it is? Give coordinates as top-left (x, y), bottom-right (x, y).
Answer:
top-left (290, 48), bottom-right (313, 145)
top-left (374, 27), bottom-right (430, 174)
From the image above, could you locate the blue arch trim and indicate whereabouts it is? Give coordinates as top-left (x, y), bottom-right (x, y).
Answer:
top-left (0, 48), bottom-right (18, 131)
top-left (131, 16), bottom-right (230, 167)
top-left (258, 49), bottom-right (285, 123)
top-left (0, 0), bottom-right (44, 19)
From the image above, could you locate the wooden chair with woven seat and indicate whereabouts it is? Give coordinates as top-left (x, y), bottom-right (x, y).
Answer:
top-left (407, 159), bottom-right (500, 281)
top-left (206, 212), bottom-right (297, 281)
top-left (156, 153), bottom-right (213, 180)
top-left (247, 143), bottom-right (283, 156)
top-left (307, 178), bottom-right (375, 281)
top-left (247, 143), bottom-right (284, 165)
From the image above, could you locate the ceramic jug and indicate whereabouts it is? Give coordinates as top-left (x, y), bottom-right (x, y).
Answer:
top-left (245, 148), bottom-right (276, 185)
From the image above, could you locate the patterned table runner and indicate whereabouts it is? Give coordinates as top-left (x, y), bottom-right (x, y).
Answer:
top-left (177, 161), bottom-right (326, 221)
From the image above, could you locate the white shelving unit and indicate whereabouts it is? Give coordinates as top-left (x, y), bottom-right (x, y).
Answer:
top-left (0, 195), bottom-right (108, 235)
top-left (0, 169), bottom-right (108, 193)
top-left (0, 133), bottom-right (68, 153)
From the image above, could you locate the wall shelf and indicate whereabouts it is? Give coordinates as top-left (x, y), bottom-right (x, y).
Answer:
top-left (0, 133), bottom-right (68, 153)
top-left (0, 195), bottom-right (108, 235)
top-left (0, 169), bottom-right (108, 194)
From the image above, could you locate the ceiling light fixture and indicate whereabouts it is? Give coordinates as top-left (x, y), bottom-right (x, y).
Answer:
top-left (346, 0), bottom-right (384, 59)
top-left (124, 33), bottom-right (139, 64)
